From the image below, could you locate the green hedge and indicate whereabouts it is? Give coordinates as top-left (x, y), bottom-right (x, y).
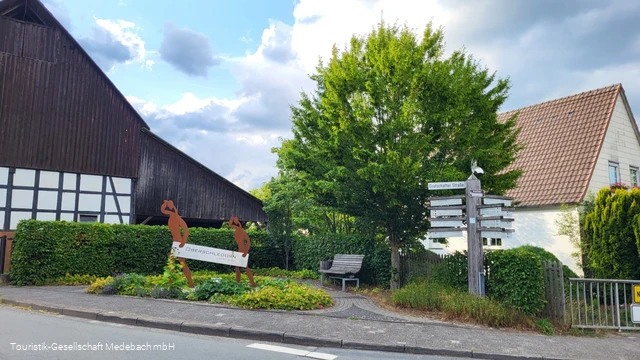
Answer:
top-left (485, 249), bottom-right (545, 316)
top-left (291, 233), bottom-right (391, 286)
top-left (10, 220), bottom-right (284, 285)
top-left (512, 245), bottom-right (579, 280)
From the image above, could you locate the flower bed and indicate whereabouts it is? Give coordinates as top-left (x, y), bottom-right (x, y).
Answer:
top-left (84, 255), bottom-right (333, 311)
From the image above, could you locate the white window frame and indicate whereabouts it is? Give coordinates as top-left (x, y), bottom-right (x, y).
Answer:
top-left (609, 161), bottom-right (620, 185)
top-left (631, 166), bottom-right (639, 187)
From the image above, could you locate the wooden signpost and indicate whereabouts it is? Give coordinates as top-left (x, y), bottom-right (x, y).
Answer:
top-left (427, 174), bottom-right (515, 296)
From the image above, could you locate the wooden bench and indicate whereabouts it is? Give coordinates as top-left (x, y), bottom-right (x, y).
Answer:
top-left (319, 254), bottom-right (364, 291)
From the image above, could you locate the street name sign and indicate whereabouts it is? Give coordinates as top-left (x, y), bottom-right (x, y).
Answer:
top-left (428, 228), bottom-right (465, 238)
top-left (430, 198), bottom-right (463, 206)
top-left (171, 242), bottom-right (249, 267)
top-left (428, 181), bottom-right (466, 190)
top-left (430, 220), bottom-right (465, 228)
top-left (431, 209), bottom-right (463, 217)
top-left (479, 207), bottom-right (513, 218)
top-left (479, 217), bottom-right (514, 228)
top-left (483, 196), bottom-right (513, 206)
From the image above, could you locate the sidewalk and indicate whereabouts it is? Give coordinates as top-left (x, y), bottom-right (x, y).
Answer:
top-left (0, 284), bottom-right (638, 360)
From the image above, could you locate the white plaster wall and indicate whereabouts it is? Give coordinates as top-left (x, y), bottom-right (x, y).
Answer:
top-left (587, 96), bottom-right (640, 195)
top-left (0, 167), bottom-right (8, 185)
top-left (420, 206), bottom-right (583, 275)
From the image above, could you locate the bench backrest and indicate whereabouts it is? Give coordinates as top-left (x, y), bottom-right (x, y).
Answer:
top-left (330, 254), bottom-right (364, 273)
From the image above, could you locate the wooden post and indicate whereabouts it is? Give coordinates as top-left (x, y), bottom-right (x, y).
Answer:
top-left (466, 174), bottom-right (483, 295)
top-left (3, 239), bottom-right (12, 274)
top-left (0, 236), bottom-right (5, 275)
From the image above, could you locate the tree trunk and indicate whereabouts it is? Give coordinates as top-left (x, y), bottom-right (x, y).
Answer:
top-left (390, 242), bottom-right (401, 290)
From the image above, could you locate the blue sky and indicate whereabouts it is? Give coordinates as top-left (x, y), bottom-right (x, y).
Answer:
top-left (35, 0), bottom-right (640, 191)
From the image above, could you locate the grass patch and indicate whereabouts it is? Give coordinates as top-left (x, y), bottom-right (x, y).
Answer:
top-left (391, 281), bottom-right (536, 330)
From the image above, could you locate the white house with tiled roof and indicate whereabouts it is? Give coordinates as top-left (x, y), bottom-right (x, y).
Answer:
top-left (425, 84), bottom-right (640, 274)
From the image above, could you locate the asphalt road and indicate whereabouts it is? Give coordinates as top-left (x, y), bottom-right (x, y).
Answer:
top-left (0, 305), bottom-right (464, 360)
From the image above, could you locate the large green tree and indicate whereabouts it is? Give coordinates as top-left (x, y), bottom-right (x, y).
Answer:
top-left (276, 20), bottom-right (522, 289)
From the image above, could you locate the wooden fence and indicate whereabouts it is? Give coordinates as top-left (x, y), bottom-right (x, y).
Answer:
top-left (399, 252), bottom-right (449, 287)
top-left (542, 260), bottom-right (566, 320)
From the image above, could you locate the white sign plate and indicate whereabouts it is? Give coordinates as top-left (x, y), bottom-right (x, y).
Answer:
top-left (430, 198), bottom-right (463, 206)
top-left (428, 231), bottom-right (464, 238)
top-left (480, 231), bottom-right (513, 240)
top-left (480, 207), bottom-right (513, 218)
top-left (632, 304), bottom-right (640, 324)
top-left (428, 182), bottom-right (466, 190)
top-left (430, 220), bottom-right (465, 228)
top-left (171, 242), bottom-right (249, 267)
top-left (470, 190), bottom-right (484, 198)
top-left (431, 209), bottom-right (463, 217)
top-left (484, 198), bottom-right (512, 206)
top-left (480, 220), bottom-right (514, 228)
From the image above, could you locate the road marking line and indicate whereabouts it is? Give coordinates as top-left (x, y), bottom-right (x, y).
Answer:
top-left (307, 351), bottom-right (338, 360)
top-left (247, 344), bottom-right (309, 356)
top-left (246, 343), bottom-right (337, 359)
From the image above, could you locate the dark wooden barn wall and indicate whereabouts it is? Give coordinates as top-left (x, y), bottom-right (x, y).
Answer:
top-left (135, 131), bottom-right (268, 223)
top-left (0, 16), bottom-right (144, 178)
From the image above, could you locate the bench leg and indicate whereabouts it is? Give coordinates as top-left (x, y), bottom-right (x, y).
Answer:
top-left (320, 273), bottom-right (325, 286)
top-left (342, 278), bottom-right (346, 292)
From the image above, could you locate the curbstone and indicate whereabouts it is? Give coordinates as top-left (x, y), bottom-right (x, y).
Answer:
top-left (97, 313), bottom-right (138, 326)
top-left (136, 317), bottom-right (183, 332)
top-left (406, 345), bottom-right (473, 358)
top-left (30, 304), bottom-right (62, 314)
top-left (0, 299), bottom-right (27, 307)
top-left (472, 351), bottom-right (544, 360)
top-left (342, 341), bottom-right (405, 353)
top-left (229, 328), bottom-right (284, 343)
top-left (61, 308), bottom-right (97, 320)
top-left (181, 322), bottom-right (230, 337)
top-left (282, 334), bottom-right (342, 348)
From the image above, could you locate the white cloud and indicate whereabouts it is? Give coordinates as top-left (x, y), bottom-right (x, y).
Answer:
top-left (95, 18), bottom-right (147, 65)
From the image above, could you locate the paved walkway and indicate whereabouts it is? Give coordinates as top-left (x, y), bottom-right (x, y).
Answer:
top-left (1, 284), bottom-right (639, 360)
top-left (293, 279), bottom-right (452, 325)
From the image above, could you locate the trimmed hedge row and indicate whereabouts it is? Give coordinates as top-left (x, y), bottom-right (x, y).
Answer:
top-left (291, 233), bottom-right (392, 286)
top-left (485, 249), bottom-right (545, 316)
top-left (10, 220), bottom-right (285, 285)
top-left (428, 247), bottom-right (548, 316)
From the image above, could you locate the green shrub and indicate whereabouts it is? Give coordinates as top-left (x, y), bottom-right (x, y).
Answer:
top-left (535, 318), bottom-right (555, 336)
top-left (513, 245), bottom-right (579, 281)
top-left (391, 281), bottom-right (535, 329)
top-left (252, 267), bottom-right (319, 279)
top-left (187, 278), bottom-right (251, 301)
top-left (485, 249), bottom-right (545, 316)
top-left (431, 251), bottom-right (468, 292)
top-left (86, 276), bottom-right (113, 294)
top-left (149, 254), bottom-right (189, 298)
top-left (291, 233), bottom-right (391, 286)
top-left (584, 187), bottom-right (640, 279)
top-left (229, 282), bottom-right (333, 310)
top-left (55, 274), bottom-right (98, 285)
top-left (104, 273), bottom-right (148, 296)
